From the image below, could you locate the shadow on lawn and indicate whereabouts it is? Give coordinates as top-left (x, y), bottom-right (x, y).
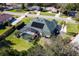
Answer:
top-left (0, 40), bottom-right (15, 48)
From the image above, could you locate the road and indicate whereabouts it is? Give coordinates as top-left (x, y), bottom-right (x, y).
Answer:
top-left (3, 11), bottom-right (78, 24)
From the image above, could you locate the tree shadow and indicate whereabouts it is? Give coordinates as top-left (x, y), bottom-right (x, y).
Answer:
top-left (0, 40), bottom-right (15, 48)
top-left (16, 22), bottom-right (26, 30)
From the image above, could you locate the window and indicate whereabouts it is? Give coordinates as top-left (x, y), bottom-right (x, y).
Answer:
top-left (31, 22), bottom-right (44, 29)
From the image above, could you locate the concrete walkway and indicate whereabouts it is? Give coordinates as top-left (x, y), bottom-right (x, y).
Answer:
top-left (11, 12), bottom-right (29, 25)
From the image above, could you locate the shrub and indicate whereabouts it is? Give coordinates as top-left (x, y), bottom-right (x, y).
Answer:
top-left (74, 18), bottom-right (79, 22)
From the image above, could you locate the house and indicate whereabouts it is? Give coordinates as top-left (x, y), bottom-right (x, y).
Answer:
top-left (18, 18), bottom-right (61, 40)
top-left (27, 6), bottom-right (42, 11)
top-left (0, 14), bottom-right (16, 29)
top-left (46, 7), bottom-right (58, 13)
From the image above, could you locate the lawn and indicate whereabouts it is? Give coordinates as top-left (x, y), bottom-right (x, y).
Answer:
top-left (60, 14), bottom-right (68, 18)
top-left (67, 23), bottom-right (79, 33)
top-left (60, 15), bottom-right (68, 18)
top-left (6, 30), bottom-right (34, 51)
top-left (12, 15), bottom-right (19, 18)
top-left (7, 9), bottom-right (27, 13)
top-left (38, 37), bottom-right (45, 48)
top-left (29, 11), bottom-right (37, 14)
top-left (0, 27), bottom-right (11, 35)
top-left (40, 12), bottom-right (56, 16)
top-left (22, 17), bottom-right (33, 24)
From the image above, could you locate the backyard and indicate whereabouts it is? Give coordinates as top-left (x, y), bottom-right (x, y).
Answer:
top-left (6, 30), bottom-right (34, 51)
top-left (67, 23), bottom-right (79, 33)
top-left (5, 17), bottom-right (34, 51)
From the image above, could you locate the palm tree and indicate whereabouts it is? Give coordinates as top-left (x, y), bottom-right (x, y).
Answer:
top-left (21, 3), bottom-right (25, 10)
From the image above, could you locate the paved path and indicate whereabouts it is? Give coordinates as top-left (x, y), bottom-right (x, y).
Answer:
top-left (3, 11), bottom-right (24, 16)
top-left (3, 11), bottom-right (78, 24)
top-left (12, 12), bottom-right (29, 25)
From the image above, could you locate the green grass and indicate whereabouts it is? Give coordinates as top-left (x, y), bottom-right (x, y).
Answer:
top-left (12, 15), bottom-right (19, 18)
top-left (73, 18), bottom-right (79, 22)
top-left (40, 12), bottom-right (56, 16)
top-left (60, 15), bottom-right (68, 18)
top-left (38, 38), bottom-right (45, 47)
top-left (67, 23), bottom-right (79, 33)
top-left (22, 17), bottom-right (33, 24)
top-left (5, 17), bottom-right (34, 51)
top-left (8, 9), bottom-right (27, 13)
top-left (60, 14), bottom-right (68, 18)
top-left (0, 27), bottom-right (11, 35)
top-left (6, 30), bottom-right (34, 51)
top-left (29, 11), bottom-right (37, 14)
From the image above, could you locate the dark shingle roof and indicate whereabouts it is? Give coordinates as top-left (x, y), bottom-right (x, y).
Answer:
top-left (0, 14), bottom-right (12, 23)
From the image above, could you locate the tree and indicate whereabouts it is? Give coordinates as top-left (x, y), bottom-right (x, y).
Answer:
top-left (21, 3), bottom-right (25, 10)
top-left (44, 35), bottom-right (79, 56)
top-left (0, 47), bottom-right (20, 56)
top-left (27, 44), bottom-right (47, 56)
top-left (66, 4), bottom-right (76, 11)
top-left (74, 3), bottom-right (79, 11)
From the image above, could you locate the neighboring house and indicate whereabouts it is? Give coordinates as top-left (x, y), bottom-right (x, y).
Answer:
top-left (27, 6), bottom-right (42, 11)
top-left (0, 14), bottom-right (16, 29)
top-left (46, 7), bottom-right (58, 13)
top-left (1, 3), bottom-right (22, 11)
top-left (18, 18), bottom-right (61, 40)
